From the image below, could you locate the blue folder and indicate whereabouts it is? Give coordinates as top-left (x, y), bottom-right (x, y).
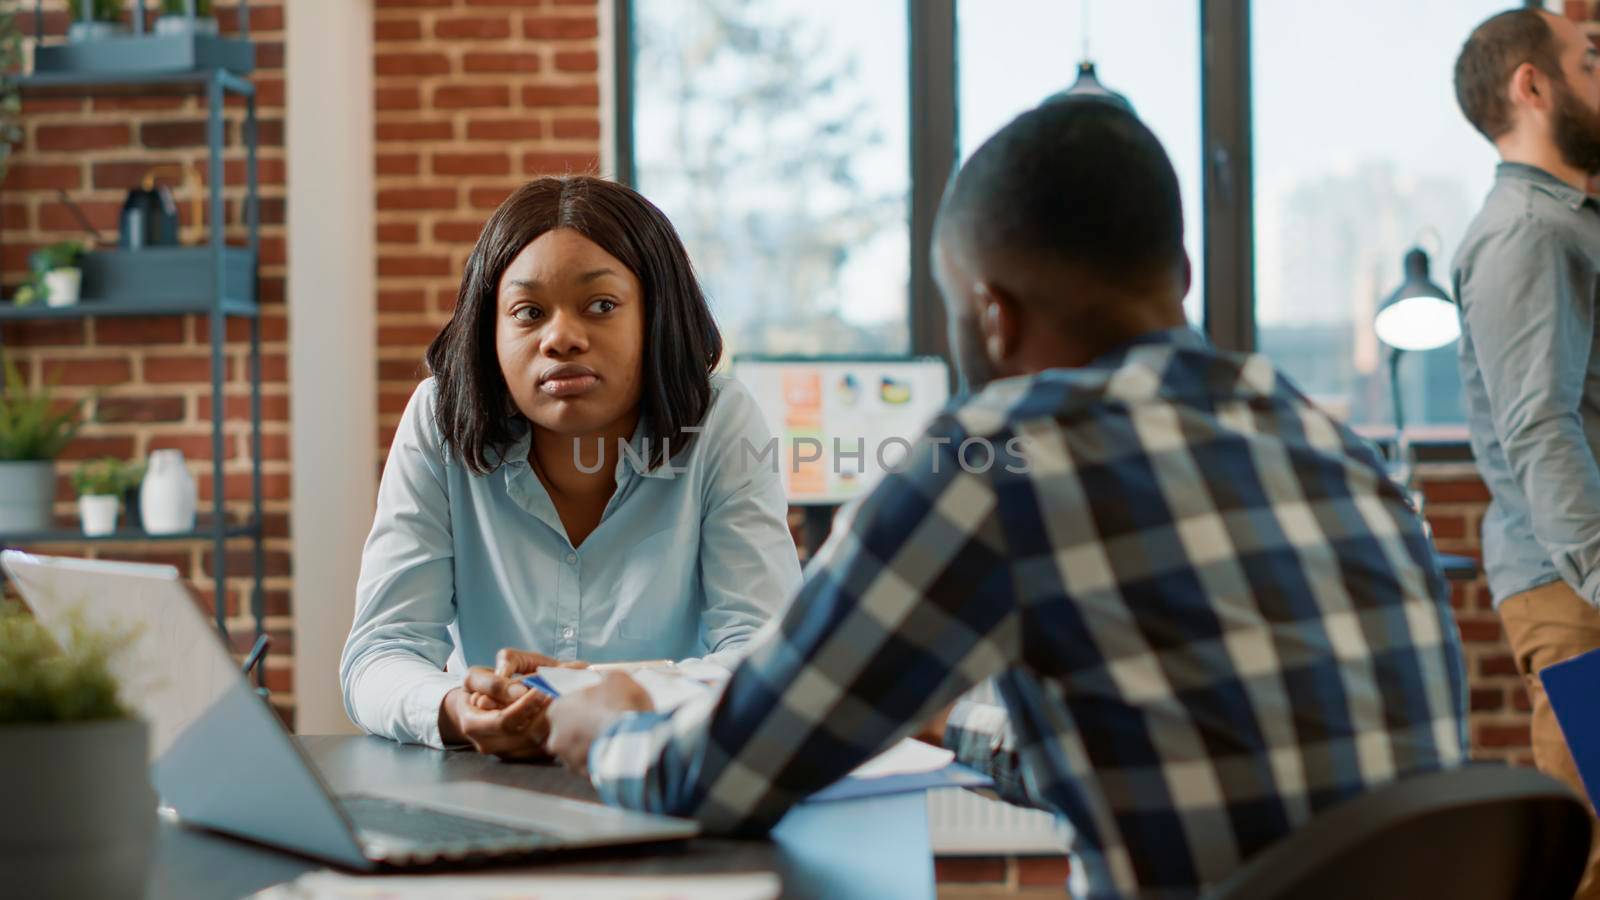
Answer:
top-left (806, 761), bottom-right (992, 804)
top-left (1539, 648), bottom-right (1600, 813)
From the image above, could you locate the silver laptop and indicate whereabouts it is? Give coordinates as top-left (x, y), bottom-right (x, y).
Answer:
top-left (2, 550), bottom-right (698, 868)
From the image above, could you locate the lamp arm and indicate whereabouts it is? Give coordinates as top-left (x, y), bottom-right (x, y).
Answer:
top-left (1388, 346), bottom-right (1410, 483)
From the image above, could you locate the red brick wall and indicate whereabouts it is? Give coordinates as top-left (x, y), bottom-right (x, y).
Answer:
top-left (1, 1), bottom-right (294, 717)
top-left (1420, 468), bottom-right (1532, 766)
top-left (371, 0), bottom-right (601, 457)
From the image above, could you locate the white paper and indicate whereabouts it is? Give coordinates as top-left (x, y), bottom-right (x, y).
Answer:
top-left (531, 667), bottom-right (603, 695)
top-left (252, 871), bottom-right (780, 900)
top-left (672, 659), bottom-right (733, 683)
top-left (848, 738), bottom-right (955, 780)
top-left (632, 668), bottom-right (713, 712)
top-left (532, 666), bottom-right (714, 713)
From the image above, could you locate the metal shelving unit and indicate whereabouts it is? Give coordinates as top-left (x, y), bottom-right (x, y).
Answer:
top-left (2, 25), bottom-right (266, 654)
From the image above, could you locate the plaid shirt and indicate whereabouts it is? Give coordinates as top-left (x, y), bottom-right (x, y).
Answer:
top-left (588, 327), bottom-right (1468, 899)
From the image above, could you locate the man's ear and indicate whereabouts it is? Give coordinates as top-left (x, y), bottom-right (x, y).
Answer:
top-left (974, 281), bottom-right (1022, 367)
top-left (1509, 61), bottom-right (1550, 112)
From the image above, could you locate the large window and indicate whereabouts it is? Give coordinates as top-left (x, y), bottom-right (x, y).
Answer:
top-left (958, 0), bottom-right (1203, 326)
top-left (630, 0), bottom-right (910, 357)
top-left (1252, 1), bottom-right (1503, 428)
top-left (623, 1), bottom-right (1556, 433)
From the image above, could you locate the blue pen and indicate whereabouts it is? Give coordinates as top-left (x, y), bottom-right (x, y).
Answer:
top-left (521, 674), bottom-right (561, 698)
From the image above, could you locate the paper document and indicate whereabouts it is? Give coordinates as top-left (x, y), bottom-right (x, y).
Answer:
top-left (252, 871), bottom-right (780, 900)
top-left (848, 738), bottom-right (956, 780)
top-left (527, 665), bottom-right (717, 713)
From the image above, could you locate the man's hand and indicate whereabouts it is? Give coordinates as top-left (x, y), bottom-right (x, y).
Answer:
top-left (544, 671), bottom-right (654, 775)
top-left (915, 700), bottom-right (957, 747)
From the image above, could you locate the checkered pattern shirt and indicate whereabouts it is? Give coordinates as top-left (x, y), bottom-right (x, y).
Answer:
top-left (587, 327), bottom-right (1468, 899)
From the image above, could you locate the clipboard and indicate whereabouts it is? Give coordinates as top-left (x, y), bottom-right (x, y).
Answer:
top-left (1539, 647), bottom-right (1600, 812)
top-left (806, 762), bottom-right (992, 804)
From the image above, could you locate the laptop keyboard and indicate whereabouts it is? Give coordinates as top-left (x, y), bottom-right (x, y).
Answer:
top-left (340, 795), bottom-right (554, 857)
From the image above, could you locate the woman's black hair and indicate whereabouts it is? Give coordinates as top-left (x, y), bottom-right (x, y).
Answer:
top-left (425, 176), bottom-right (723, 476)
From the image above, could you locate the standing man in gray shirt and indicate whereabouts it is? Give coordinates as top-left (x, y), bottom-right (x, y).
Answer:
top-left (1455, 9), bottom-right (1600, 896)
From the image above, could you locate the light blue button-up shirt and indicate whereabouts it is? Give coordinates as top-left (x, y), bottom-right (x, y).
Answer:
top-left (341, 375), bottom-right (801, 747)
top-left (1455, 163), bottom-right (1600, 606)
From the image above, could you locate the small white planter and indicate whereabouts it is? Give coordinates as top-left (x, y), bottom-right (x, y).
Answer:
top-left (155, 15), bottom-right (220, 36)
top-left (44, 268), bottom-right (82, 308)
top-left (78, 494), bottom-right (119, 537)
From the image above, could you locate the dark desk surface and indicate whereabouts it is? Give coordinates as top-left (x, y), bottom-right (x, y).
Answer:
top-left (147, 735), bottom-right (933, 900)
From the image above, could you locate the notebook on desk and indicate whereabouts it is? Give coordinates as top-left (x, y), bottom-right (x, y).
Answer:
top-left (1540, 648), bottom-right (1600, 813)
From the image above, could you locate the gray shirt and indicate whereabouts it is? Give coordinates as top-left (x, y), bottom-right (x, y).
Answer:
top-left (1455, 162), bottom-right (1600, 606)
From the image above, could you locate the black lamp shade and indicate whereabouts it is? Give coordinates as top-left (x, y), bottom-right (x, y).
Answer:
top-left (1043, 61), bottom-right (1134, 112)
top-left (1374, 247), bottom-right (1459, 352)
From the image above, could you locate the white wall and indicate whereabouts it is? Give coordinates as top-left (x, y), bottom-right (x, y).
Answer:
top-left (285, 0), bottom-right (375, 734)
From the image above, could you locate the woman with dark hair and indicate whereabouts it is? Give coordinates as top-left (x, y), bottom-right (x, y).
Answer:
top-left (340, 177), bottom-right (800, 757)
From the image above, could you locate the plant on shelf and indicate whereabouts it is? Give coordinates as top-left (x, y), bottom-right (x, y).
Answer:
top-left (157, 0), bottom-right (219, 37)
top-left (161, 0), bottom-right (214, 14)
top-left (0, 7), bottom-right (22, 186)
top-left (0, 352), bottom-right (85, 533)
top-left (0, 9), bottom-right (20, 310)
top-left (14, 241), bottom-right (87, 308)
top-left (70, 0), bottom-right (124, 23)
top-left (67, 0), bottom-right (124, 43)
top-left (0, 602), bottom-right (157, 895)
top-left (72, 457), bottom-right (132, 536)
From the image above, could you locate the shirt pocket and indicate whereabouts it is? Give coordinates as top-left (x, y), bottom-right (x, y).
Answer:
top-left (616, 526), bottom-right (698, 641)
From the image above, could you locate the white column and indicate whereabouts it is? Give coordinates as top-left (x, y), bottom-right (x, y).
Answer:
top-left (285, 0), bottom-right (375, 734)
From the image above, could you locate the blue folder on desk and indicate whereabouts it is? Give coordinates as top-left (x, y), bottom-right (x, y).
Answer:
top-left (807, 762), bottom-right (992, 804)
top-left (1540, 648), bottom-right (1600, 813)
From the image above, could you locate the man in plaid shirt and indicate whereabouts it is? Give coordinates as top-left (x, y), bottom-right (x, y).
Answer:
top-left (542, 100), bottom-right (1468, 898)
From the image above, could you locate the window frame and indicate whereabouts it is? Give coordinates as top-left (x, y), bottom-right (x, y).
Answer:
top-left (611, 1), bottom-right (1257, 358)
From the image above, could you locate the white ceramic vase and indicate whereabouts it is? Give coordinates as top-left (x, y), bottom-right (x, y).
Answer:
top-left (78, 495), bottom-right (119, 537)
top-left (139, 450), bottom-right (196, 535)
top-left (44, 269), bottom-right (81, 308)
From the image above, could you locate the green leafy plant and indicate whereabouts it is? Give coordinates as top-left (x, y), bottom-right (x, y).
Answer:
top-left (0, 353), bottom-right (84, 461)
top-left (70, 0), bottom-right (124, 24)
top-left (72, 457), bottom-right (131, 497)
top-left (32, 241), bottom-right (85, 274)
top-left (0, 602), bottom-right (132, 724)
top-left (13, 242), bottom-right (87, 306)
top-left (161, 0), bottom-right (214, 15)
top-left (0, 8), bottom-right (22, 188)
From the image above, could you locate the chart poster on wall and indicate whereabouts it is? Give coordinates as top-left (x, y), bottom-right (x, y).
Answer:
top-left (732, 357), bottom-right (950, 506)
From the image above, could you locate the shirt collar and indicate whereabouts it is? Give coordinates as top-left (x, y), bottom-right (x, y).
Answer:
top-left (1496, 162), bottom-right (1593, 211)
top-left (1085, 324), bottom-right (1208, 369)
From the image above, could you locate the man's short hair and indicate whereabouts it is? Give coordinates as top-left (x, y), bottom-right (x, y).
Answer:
top-left (936, 99), bottom-right (1184, 293)
top-left (1455, 9), bottom-right (1564, 140)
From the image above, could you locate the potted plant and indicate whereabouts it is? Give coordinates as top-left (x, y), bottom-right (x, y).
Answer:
top-left (0, 353), bottom-right (84, 532)
top-left (0, 603), bottom-right (155, 899)
top-left (17, 241), bottom-right (88, 308)
top-left (1, 10), bottom-right (23, 307)
top-left (72, 457), bottom-right (128, 536)
top-left (156, 0), bottom-right (218, 37)
top-left (67, 0), bottom-right (124, 44)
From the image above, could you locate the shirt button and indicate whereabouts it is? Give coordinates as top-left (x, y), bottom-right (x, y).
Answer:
top-left (565, 553), bottom-right (577, 565)
top-left (562, 626), bottom-right (575, 639)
